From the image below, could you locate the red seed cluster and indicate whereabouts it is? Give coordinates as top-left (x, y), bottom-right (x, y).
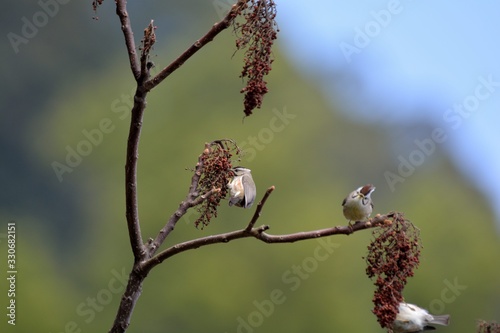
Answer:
top-left (364, 213), bottom-right (422, 332)
top-left (234, 0), bottom-right (278, 116)
top-left (477, 320), bottom-right (500, 333)
top-left (194, 140), bottom-right (240, 228)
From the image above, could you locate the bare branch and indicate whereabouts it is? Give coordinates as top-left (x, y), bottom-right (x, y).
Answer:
top-left (124, 90), bottom-right (148, 261)
top-left (142, 189), bottom-right (391, 274)
top-left (148, 188), bottom-right (220, 257)
top-left (142, 215), bottom-right (388, 273)
top-left (109, 269), bottom-right (144, 333)
top-left (147, 144), bottom-right (210, 257)
top-left (143, 0), bottom-right (248, 92)
top-left (115, 0), bottom-right (141, 80)
top-left (245, 185), bottom-right (275, 231)
top-left (142, 187), bottom-right (277, 272)
top-left (114, 0), bottom-right (151, 261)
top-left (256, 214), bottom-right (390, 243)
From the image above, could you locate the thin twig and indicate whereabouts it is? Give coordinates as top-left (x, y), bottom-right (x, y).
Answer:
top-left (143, 0), bottom-right (248, 91)
top-left (141, 189), bottom-right (389, 274)
top-left (143, 186), bottom-right (278, 271)
top-left (142, 187), bottom-right (279, 271)
top-left (147, 146), bottom-right (209, 257)
top-left (255, 214), bottom-right (389, 243)
top-left (245, 185), bottom-right (275, 231)
top-left (115, 0), bottom-right (140, 80)
top-left (148, 187), bottom-right (220, 256)
top-left (142, 216), bottom-right (388, 274)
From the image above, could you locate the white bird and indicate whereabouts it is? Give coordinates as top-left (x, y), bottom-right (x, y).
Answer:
top-left (393, 303), bottom-right (450, 332)
top-left (341, 184), bottom-right (375, 222)
top-left (227, 167), bottom-right (256, 208)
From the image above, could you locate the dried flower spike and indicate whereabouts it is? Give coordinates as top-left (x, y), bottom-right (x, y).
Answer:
top-left (477, 320), bottom-right (500, 333)
top-left (233, 0), bottom-right (278, 116)
top-left (364, 212), bottom-right (422, 332)
top-left (194, 140), bottom-right (240, 228)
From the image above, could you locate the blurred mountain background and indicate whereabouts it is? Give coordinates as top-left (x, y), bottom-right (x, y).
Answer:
top-left (1, 1), bottom-right (498, 332)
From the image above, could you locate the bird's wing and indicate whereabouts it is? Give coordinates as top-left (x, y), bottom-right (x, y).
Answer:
top-left (242, 175), bottom-right (256, 208)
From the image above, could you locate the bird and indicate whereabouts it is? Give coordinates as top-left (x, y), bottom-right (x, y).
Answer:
top-left (227, 167), bottom-right (256, 208)
top-left (341, 184), bottom-right (375, 222)
top-left (393, 302), bottom-right (450, 332)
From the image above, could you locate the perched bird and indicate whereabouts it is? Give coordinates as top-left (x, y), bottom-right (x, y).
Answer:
top-left (227, 167), bottom-right (256, 208)
top-left (393, 302), bottom-right (450, 332)
top-left (341, 184), bottom-right (375, 222)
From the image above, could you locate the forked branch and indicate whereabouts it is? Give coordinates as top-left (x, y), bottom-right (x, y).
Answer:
top-left (147, 146), bottom-right (219, 257)
top-left (114, 0), bottom-right (247, 262)
top-left (140, 186), bottom-right (391, 274)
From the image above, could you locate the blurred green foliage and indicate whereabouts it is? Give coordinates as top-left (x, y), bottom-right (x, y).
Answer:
top-left (1, 1), bottom-right (498, 333)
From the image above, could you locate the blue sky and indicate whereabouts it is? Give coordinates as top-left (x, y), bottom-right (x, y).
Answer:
top-left (277, 1), bottom-right (500, 229)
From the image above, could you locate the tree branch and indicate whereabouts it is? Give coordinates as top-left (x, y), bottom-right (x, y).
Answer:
top-left (115, 0), bottom-right (149, 262)
top-left (110, 0), bottom-right (251, 325)
top-left (116, 0), bottom-right (246, 261)
top-left (245, 185), bottom-right (274, 231)
top-left (254, 214), bottom-right (389, 243)
top-left (141, 188), bottom-right (391, 273)
top-left (147, 143), bottom-right (212, 257)
top-left (147, 186), bottom-right (221, 257)
top-left (109, 268), bottom-right (144, 333)
top-left (115, 0), bottom-right (140, 80)
top-left (124, 89), bottom-right (148, 262)
top-left (143, 0), bottom-right (247, 92)
top-left (115, 0), bottom-right (249, 262)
